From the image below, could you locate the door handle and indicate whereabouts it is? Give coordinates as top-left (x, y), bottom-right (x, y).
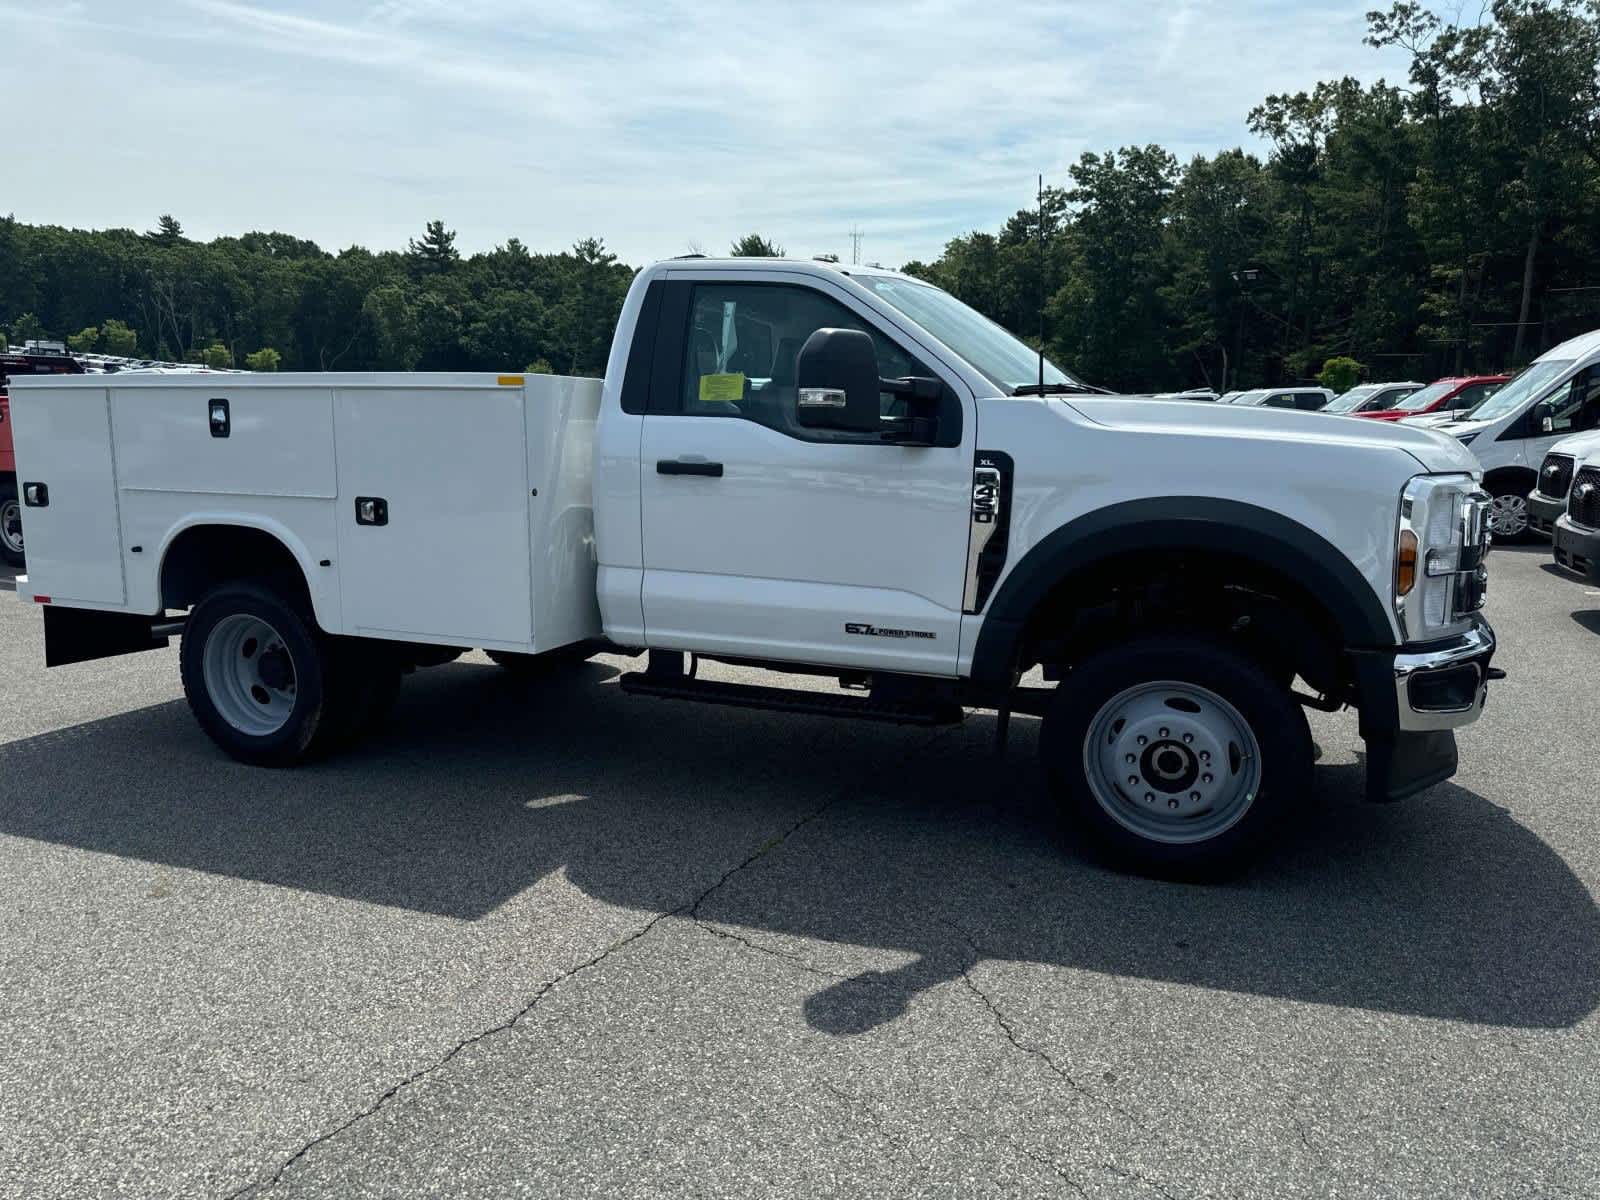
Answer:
top-left (656, 460), bottom-right (724, 477)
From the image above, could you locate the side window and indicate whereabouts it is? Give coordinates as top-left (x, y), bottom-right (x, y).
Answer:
top-left (677, 282), bottom-right (928, 433)
top-left (1548, 366), bottom-right (1600, 434)
top-left (1262, 392), bottom-right (1294, 408)
top-left (1295, 392), bottom-right (1323, 410)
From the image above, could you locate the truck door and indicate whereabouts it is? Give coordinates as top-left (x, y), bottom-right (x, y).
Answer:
top-left (7, 384), bottom-right (125, 605)
top-left (637, 275), bottom-right (973, 677)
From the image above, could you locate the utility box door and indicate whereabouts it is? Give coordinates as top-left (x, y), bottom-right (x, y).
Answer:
top-left (334, 386), bottom-right (533, 648)
top-left (8, 384), bottom-right (126, 605)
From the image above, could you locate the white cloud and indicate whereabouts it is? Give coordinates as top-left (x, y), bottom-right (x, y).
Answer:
top-left (5, 0), bottom-right (1412, 266)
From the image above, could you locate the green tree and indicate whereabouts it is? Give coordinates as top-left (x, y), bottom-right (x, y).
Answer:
top-left (146, 215), bottom-right (185, 247)
top-left (67, 325), bottom-right (100, 352)
top-left (407, 219), bottom-right (459, 277)
top-left (360, 283), bottom-right (421, 370)
top-left (1318, 356), bottom-right (1363, 392)
top-left (200, 341), bottom-right (232, 369)
top-left (8, 312), bottom-right (45, 345)
top-left (244, 346), bottom-right (281, 371)
top-left (730, 233), bottom-right (784, 257)
top-left (526, 358), bottom-right (553, 374)
top-left (101, 318), bottom-right (139, 358)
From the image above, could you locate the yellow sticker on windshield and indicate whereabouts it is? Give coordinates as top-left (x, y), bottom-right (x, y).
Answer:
top-left (698, 373), bottom-right (745, 403)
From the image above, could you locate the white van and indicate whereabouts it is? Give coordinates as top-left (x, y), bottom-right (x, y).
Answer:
top-left (1402, 328), bottom-right (1600, 539)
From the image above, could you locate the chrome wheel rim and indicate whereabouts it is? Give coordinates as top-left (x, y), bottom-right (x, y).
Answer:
top-left (0, 499), bottom-right (21, 555)
top-left (1487, 494), bottom-right (1528, 538)
top-left (202, 614), bottom-right (297, 736)
top-left (1082, 680), bottom-right (1262, 845)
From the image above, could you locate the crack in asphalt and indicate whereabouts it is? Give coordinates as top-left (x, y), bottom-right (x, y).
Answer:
top-left (221, 790), bottom-right (846, 1197)
top-left (1000, 1135), bottom-right (1092, 1199)
top-left (945, 923), bottom-right (1142, 1129)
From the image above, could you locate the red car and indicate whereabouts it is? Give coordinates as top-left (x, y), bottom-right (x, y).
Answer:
top-left (1356, 374), bottom-right (1508, 423)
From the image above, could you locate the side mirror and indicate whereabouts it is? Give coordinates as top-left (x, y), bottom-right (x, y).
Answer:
top-left (795, 328), bottom-right (881, 433)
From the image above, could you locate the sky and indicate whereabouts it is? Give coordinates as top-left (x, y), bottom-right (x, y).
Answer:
top-left (8, 1), bottom-right (1413, 268)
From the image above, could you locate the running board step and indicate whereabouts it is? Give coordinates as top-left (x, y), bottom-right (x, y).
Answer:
top-left (618, 672), bottom-right (963, 726)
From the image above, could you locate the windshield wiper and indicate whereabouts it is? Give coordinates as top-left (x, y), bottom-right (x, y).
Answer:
top-left (1011, 381), bottom-right (1097, 396)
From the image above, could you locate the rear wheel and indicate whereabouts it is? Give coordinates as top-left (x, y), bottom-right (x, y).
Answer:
top-left (0, 482), bottom-right (23, 567)
top-left (1041, 635), bottom-right (1312, 878)
top-left (180, 581), bottom-right (342, 766)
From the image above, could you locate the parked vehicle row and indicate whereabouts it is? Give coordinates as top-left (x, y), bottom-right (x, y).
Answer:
top-left (1404, 330), bottom-right (1600, 539)
top-left (9, 256), bottom-right (1496, 878)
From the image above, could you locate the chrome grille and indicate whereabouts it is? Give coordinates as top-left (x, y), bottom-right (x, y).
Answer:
top-left (1570, 468), bottom-right (1600, 530)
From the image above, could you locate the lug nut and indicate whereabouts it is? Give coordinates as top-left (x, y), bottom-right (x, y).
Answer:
top-left (1168, 798), bottom-right (1179, 809)
top-left (1190, 791), bottom-right (1201, 802)
top-left (1159, 727), bottom-right (1169, 738)
top-left (1137, 735), bottom-right (1147, 746)
top-left (1202, 773), bottom-right (1213, 784)
top-left (1144, 792), bottom-right (1154, 803)
top-left (1128, 776), bottom-right (1139, 786)
top-left (1182, 732), bottom-right (1193, 744)
top-left (1125, 753), bottom-right (1135, 764)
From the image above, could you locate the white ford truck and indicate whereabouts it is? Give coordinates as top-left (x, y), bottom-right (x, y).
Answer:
top-left (10, 257), bottom-right (1498, 874)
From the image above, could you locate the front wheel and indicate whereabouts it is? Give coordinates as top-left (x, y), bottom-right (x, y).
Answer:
top-left (1486, 490), bottom-right (1531, 543)
top-left (1040, 635), bottom-right (1312, 878)
top-left (0, 482), bottom-right (23, 567)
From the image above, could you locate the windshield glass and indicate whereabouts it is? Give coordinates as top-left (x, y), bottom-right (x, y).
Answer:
top-left (1461, 360), bottom-right (1573, 423)
top-left (1227, 390), bottom-right (1267, 404)
top-left (1390, 381), bottom-right (1454, 412)
top-left (1323, 385), bottom-right (1379, 413)
top-left (855, 275), bottom-right (1085, 393)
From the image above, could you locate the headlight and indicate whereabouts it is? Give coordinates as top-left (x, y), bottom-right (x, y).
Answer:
top-left (1395, 474), bottom-right (1489, 641)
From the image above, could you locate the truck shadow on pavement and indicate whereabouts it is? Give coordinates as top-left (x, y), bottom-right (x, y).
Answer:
top-left (0, 657), bottom-right (1595, 1034)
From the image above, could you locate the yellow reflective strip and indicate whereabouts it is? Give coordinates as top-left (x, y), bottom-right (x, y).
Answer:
top-left (498, 374), bottom-right (525, 386)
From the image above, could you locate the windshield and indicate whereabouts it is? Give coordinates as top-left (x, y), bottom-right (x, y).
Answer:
top-left (1323, 385), bottom-right (1380, 414)
top-left (1460, 360), bottom-right (1573, 423)
top-left (1227, 390), bottom-right (1267, 405)
top-left (1390, 381), bottom-right (1455, 413)
top-left (855, 275), bottom-right (1085, 393)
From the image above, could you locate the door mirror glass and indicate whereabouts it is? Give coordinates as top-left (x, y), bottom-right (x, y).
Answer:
top-left (795, 328), bottom-right (881, 433)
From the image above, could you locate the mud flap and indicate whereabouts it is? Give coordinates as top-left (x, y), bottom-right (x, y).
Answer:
top-left (43, 605), bottom-right (168, 667)
top-left (1364, 729), bottom-right (1458, 803)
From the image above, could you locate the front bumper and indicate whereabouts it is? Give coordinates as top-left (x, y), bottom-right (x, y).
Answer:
top-left (1347, 616), bottom-right (1496, 803)
top-left (1391, 618), bottom-right (1496, 733)
top-left (1528, 491), bottom-right (1566, 537)
top-left (1553, 514), bottom-right (1600, 581)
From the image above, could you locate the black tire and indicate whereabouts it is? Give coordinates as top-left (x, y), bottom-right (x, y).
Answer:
top-left (0, 481), bottom-right (23, 568)
top-left (180, 580), bottom-right (343, 766)
top-left (1040, 635), bottom-right (1313, 879)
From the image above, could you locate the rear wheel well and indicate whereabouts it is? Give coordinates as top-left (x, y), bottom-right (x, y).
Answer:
top-left (1018, 549), bottom-right (1346, 699)
top-left (160, 525), bottom-right (313, 619)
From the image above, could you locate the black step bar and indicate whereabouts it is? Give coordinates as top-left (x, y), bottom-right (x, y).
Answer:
top-left (618, 671), bottom-right (963, 726)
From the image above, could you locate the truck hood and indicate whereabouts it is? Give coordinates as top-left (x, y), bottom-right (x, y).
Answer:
top-left (1064, 396), bottom-right (1480, 474)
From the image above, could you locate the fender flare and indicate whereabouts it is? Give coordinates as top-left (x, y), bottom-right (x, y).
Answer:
top-left (156, 512), bottom-right (335, 630)
top-left (968, 496), bottom-right (1396, 692)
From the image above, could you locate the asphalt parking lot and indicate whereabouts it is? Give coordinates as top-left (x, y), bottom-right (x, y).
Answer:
top-left (1, 545), bottom-right (1597, 1199)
